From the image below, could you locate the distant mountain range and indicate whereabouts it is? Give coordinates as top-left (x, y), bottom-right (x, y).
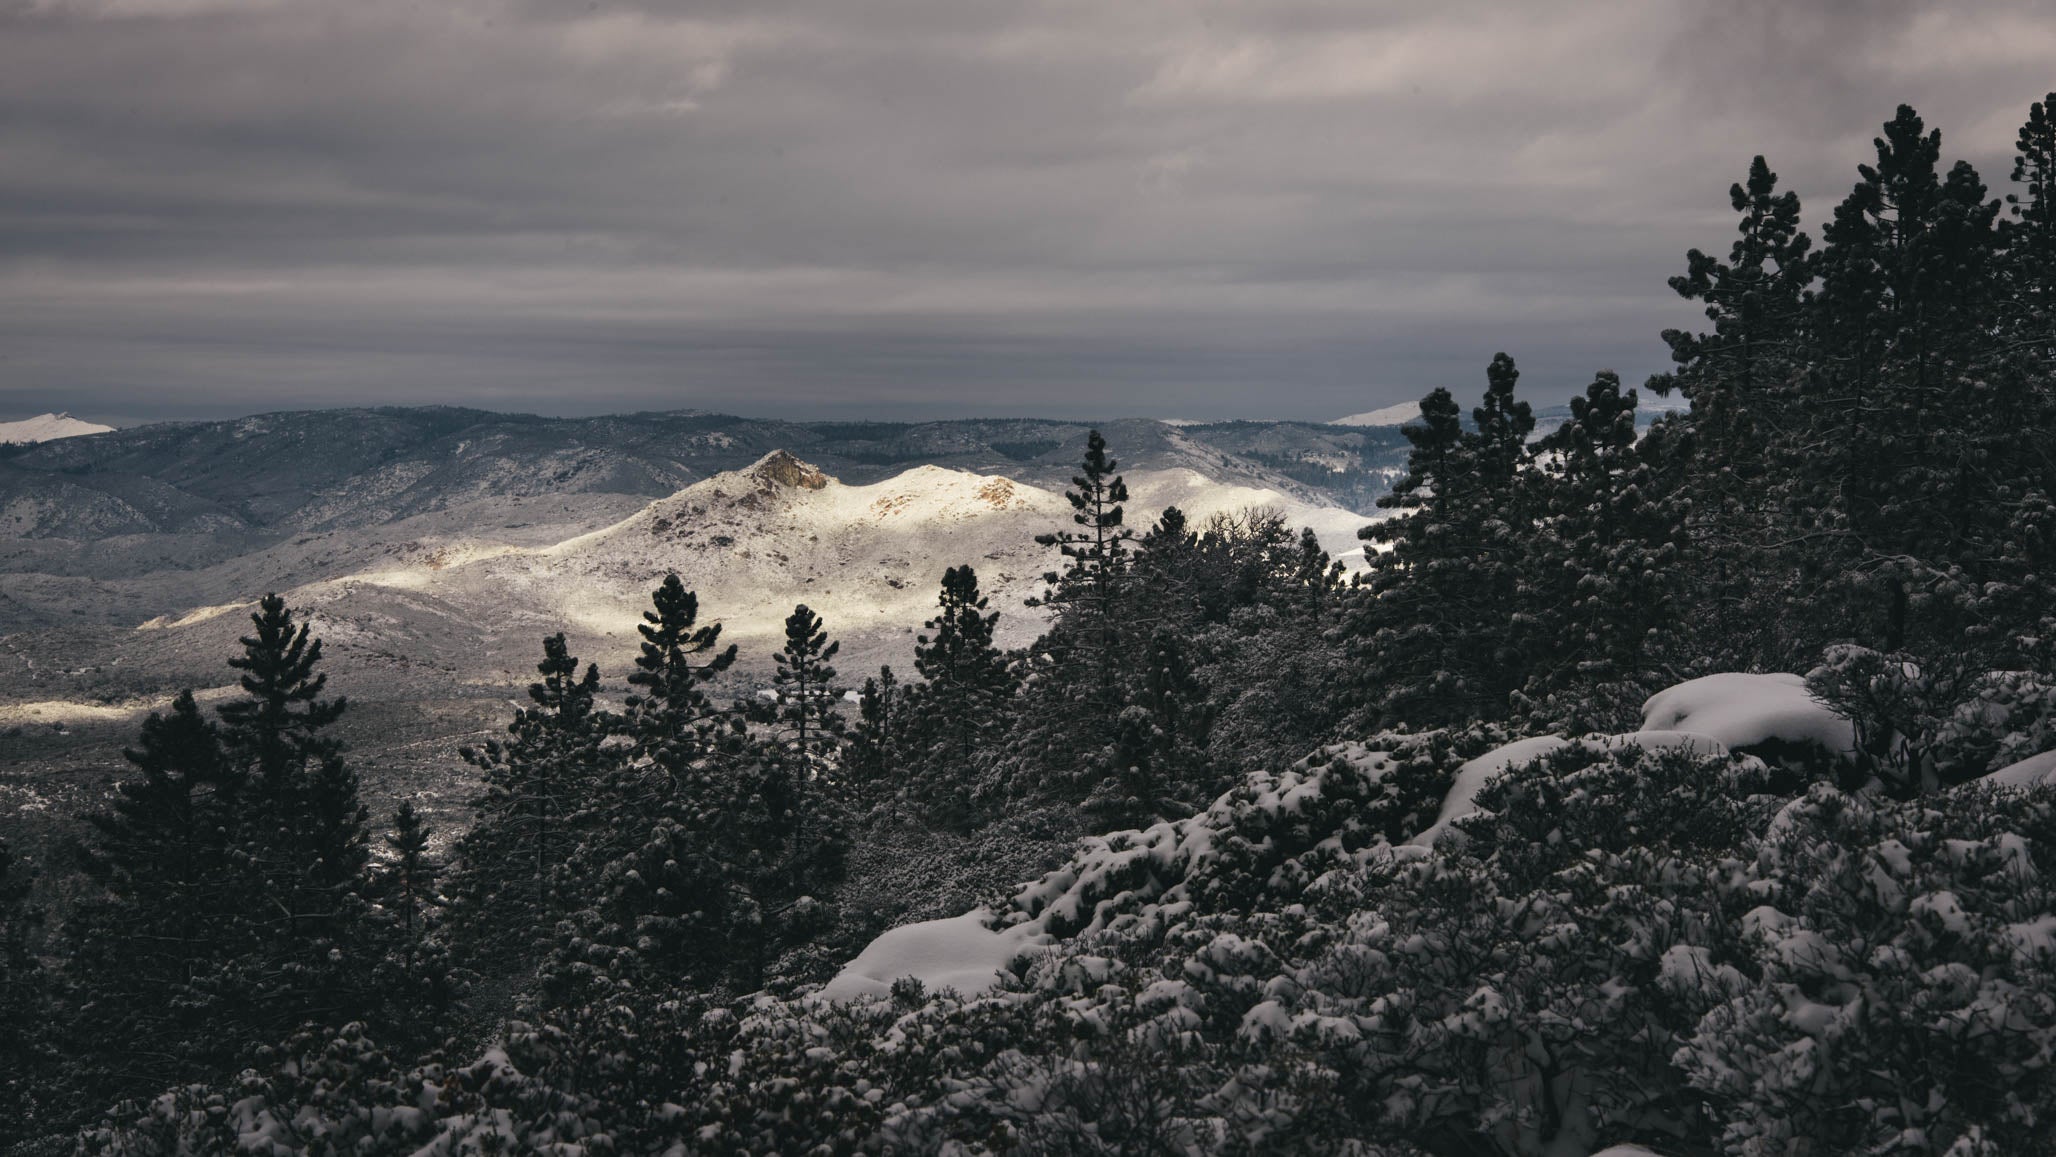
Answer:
top-left (0, 440), bottom-right (1381, 776)
top-left (0, 407), bottom-right (1413, 535)
top-left (0, 402), bottom-right (1689, 634)
top-left (0, 401), bottom-right (1682, 836)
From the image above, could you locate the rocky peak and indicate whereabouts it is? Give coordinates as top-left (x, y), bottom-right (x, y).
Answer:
top-left (746, 449), bottom-right (832, 491)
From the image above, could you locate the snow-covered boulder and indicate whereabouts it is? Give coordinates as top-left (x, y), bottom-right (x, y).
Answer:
top-left (1640, 672), bottom-right (1855, 758)
top-left (817, 910), bottom-right (1051, 1001)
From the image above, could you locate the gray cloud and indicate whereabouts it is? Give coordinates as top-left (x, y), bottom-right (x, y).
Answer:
top-left (2, 0), bottom-right (2052, 423)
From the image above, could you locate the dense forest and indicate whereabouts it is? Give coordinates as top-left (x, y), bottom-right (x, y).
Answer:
top-left (9, 95), bottom-right (2056, 1155)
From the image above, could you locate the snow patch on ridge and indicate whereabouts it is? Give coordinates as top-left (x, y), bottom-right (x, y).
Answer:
top-left (1406, 735), bottom-right (1569, 849)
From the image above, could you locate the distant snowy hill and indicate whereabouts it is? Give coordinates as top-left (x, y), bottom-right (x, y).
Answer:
top-left (0, 412), bottom-right (112, 444)
top-left (0, 408), bottom-right (1415, 632)
top-left (1330, 401), bottom-right (1422, 427)
top-left (283, 449), bottom-right (1378, 673)
top-left (0, 448), bottom-right (1379, 738)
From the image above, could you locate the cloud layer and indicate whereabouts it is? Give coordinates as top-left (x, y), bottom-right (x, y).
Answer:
top-left (3, 0), bottom-right (2052, 422)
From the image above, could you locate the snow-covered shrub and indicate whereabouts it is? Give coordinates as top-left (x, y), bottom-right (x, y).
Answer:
top-left (1677, 781), bottom-right (2056, 1154)
top-left (86, 669), bottom-right (2056, 1157)
top-left (1809, 646), bottom-right (2056, 789)
top-left (1930, 670), bottom-right (2056, 783)
top-left (998, 728), bottom-right (1486, 943)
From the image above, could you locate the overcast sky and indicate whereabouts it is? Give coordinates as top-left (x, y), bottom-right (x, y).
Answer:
top-left (2, 0), bottom-right (2053, 425)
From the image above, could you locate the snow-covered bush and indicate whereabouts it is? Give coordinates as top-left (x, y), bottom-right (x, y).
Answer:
top-left (1677, 782), bottom-right (2056, 1154)
top-left (1809, 645), bottom-right (2056, 790)
top-left (85, 669), bottom-right (2056, 1156)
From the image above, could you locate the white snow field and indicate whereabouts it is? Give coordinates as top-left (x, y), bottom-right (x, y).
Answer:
top-left (0, 412), bottom-right (112, 444)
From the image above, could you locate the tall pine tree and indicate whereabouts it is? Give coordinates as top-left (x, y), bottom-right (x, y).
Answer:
top-left (772, 603), bottom-right (845, 775)
top-left (454, 633), bottom-right (606, 929)
top-left (906, 566), bottom-right (1012, 827)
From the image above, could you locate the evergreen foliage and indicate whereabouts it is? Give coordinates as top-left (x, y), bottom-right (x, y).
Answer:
top-left (771, 602), bottom-right (845, 774)
top-left (65, 602), bottom-right (449, 1133)
top-left (379, 801), bottom-right (437, 935)
top-left (537, 576), bottom-right (845, 1004)
top-left (0, 836), bottom-right (60, 1147)
top-left (903, 566), bottom-right (1012, 826)
top-left (1348, 357), bottom-right (1538, 728)
top-left (845, 665), bottom-right (902, 816)
top-left (448, 632), bottom-right (606, 959)
top-left (1030, 429), bottom-right (1136, 717)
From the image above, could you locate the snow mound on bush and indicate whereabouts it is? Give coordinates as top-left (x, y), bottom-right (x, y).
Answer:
top-left (1407, 730), bottom-right (1730, 848)
top-left (818, 910), bottom-right (1052, 1001)
top-left (1406, 735), bottom-right (1568, 848)
top-left (1982, 747), bottom-right (2056, 790)
top-left (1640, 672), bottom-right (1855, 757)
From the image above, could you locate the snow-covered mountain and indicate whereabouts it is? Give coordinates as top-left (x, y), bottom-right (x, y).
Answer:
top-left (285, 449), bottom-right (1378, 673)
top-left (0, 412), bottom-right (113, 444)
top-left (1330, 401), bottom-right (1423, 427)
top-left (0, 450), bottom-right (1379, 743)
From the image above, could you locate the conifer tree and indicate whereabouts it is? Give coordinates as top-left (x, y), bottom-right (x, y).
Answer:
top-left (1132, 505), bottom-right (1201, 624)
top-left (66, 689), bottom-right (249, 1111)
top-left (773, 603), bottom-right (845, 774)
top-left (455, 632), bottom-right (605, 928)
top-left (845, 666), bottom-right (902, 816)
top-left (544, 580), bottom-right (844, 1001)
top-left (2005, 93), bottom-right (2056, 336)
top-left (1653, 157), bottom-right (1815, 665)
top-left (217, 594), bottom-right (366, 943)
top-left (625, 573), bottom-right (739, 772)
top-left (1032, 429), bottom-right (1136, 713)
top-left (907, 566), bottom-right (1012, 825)
top-left (1348, 360), bottom-right (1537, 728)
top-left (381, 801), bottom-right (437, 936)
top-left (0, 836), bottom-right (59, 1147)
top-left (1514, 372), bottom-right (1689, 728)
top-left (1472, 352), bottom-right (1537, 483)
top-left (1083, 626), bottom-right (1211, 827)
top-left (219, 593), bottom-right (347, 788)
top-left (1656, 156), bottom-right (1814, 419)
top-left (68, 606), bottom-right (443, 1125)
top-left (1801, 106), bottom-right (2009, 655)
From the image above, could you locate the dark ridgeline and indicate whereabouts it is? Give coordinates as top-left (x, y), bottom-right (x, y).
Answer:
top-left (25, 94), bottom-right (2056, 1155)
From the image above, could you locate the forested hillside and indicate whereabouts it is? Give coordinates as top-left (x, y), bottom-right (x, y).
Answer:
top-left (10, 96), bottom-right (2056, 1156)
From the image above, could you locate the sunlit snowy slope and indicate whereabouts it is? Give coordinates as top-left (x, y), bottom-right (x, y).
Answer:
top-left (289, 449), bottom-right (1377, 672)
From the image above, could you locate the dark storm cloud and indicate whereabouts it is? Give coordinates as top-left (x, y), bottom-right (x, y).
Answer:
top-left (2, 0), bottom-right (2052, 423)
